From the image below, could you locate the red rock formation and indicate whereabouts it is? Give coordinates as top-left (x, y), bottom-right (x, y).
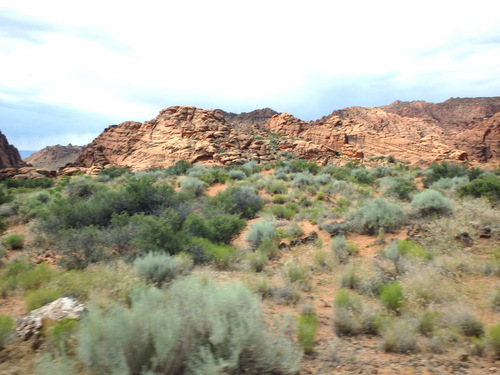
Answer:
top-left (0, 131), bottom-right (28, 169)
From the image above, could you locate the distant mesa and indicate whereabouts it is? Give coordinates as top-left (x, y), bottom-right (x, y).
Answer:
top-left (25, 144), bottom-right (86, 170)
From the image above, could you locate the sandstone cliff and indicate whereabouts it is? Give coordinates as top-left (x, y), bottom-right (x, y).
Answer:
top-left (25, 144), bottom-right (85, 170)
top-left (69, 97), bottom-right (500, 173)
top-left (0, 131), bottom-right (28, 169)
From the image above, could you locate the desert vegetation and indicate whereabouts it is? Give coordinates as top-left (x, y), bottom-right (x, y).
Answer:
top-left (0, 160), bottom-right (499, 373)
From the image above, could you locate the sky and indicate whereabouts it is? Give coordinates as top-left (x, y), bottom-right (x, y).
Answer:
top-left (1, 0), bottom-right (500, 150)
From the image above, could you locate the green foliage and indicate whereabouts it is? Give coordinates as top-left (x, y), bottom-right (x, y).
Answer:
top-left (331, 235), bottom-right (359, 263)
top-left (393, 239), bottom-right (432, 260)
top-left (1, 263), bottom-right (56, 292)
top-left (292, 172), bottom-right (316, 189)
top-left (209, 186), bottom-right (264, 219)
top-left (340, 267), bottom-right (361, 290)
top-left (272, 194), bottom-right (287, 204)
top-left (134, 252), bottom-right (192, 285)
top-left (487, 323), bottom-right (500, 359)
top-left (411, 189), bottom-right (453, 217)
top-left (246, 220), bottom-right (277, 247)
top-left (385, 177), bottom-right (417, 201)
top-left (25, 288), bottom-right (63, 311)
top-left (492, 288), bottom-right (500, 311)
top-left (74, 277), bottom-right (301, 375)
top-left (228, 169), bottom-right (247, 181)
top-left (424, 162), bottom-right (468, 187)
top-left (98, 166), bottom-right (132, 179)
top-left (0, 315), bottom-right (14, 348)
top-left (191, 238), bottom-right (237, 269)
top-left (458, 175), bottom-right (500, 203)
top-left (269, 205), bottom-right (296, 220)
top-left (47, 318), bottom-right (80, 352)
top-left (352, 198), bottom-right (406, 235)
top-left (57, 226), bottom-right (107, 270)
top-left (297, 313), bottom-right (318, 353)
top-left (184, 213), bottom-right (245, 245)
top-left (3, 234), bottom-right (25, 250)
top-left (351, 167), bottom-right (375, 185)
top-left (418, 311), bottom-right (441, 336)
top-left (333, 289), bottom-right (376, 336)
top-left (450, 311), bottom-right (484, 337)
top-left (199, 168), bottom-right (230, 185)
top-left (164, 160), bottom-right (193, 176)
top-left (2, 177), bottom-right (54, 189)
top-left (380, 282), bottom-right (404, 313)
top-left (282, 262), bottom-right (311, 291)
top-left (0, 186), bottom-right (11, 205)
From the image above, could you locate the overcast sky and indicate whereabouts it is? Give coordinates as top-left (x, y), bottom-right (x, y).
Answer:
top-left (1, 0), bottom-right (500, 150)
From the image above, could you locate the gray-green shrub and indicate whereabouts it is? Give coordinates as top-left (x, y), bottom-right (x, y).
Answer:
top-left (381, 319), bottom-right (418, 353)
top-left (180, 177), bottom-right (206, 197)
top-left (0, 315), bottom-right (14, 348)
top-left (411, 189), bottom-right (453, 217)
top-left (134, 252), bottom-right (192, 285)
top-left (351, 198), bottom-right (406, 235)
top-left (246, 220), bottom-right (277, 247)
top-left (74, 277), bottom-right (301, 375)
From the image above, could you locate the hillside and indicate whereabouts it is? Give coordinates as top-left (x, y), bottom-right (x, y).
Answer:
top-left (0, 131), bottom-right (28, 169)
top-left (25, 144), bottom-right (85, 170)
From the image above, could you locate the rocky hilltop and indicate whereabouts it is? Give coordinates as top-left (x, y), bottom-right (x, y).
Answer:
top-left (69, 97), bottom-right (500, 173)
top-left (0, 131), bottom-right (28, 169)
top-left (25, 144), bottom-right (85, 170)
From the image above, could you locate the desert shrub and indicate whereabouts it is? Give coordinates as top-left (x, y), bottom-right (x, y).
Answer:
top-left (487, 324), bottom-right (500, 359)
top-left (282, 262), bottom-right (311, 291)
top-left (199, 168), bottom-right (230, 185)
top-left (257, 238), bottom-right (279, 260)
top-left (292, 172), bottom-right (315, 189)
top-left (227, 169), bottom-right (245, 181)
top-left (381, 319), bottom-right (418, 353)
top-left (0, 315), bottom-right (14, 348)
top-left (402, 267), bottom-right (450, 307)
top-left (269, 205), bottom-right (296, 220)
top-left (210, 186), bottom-right (264, 219)
top-left (458, 175), bottom-right (500, 203)
top-left (266, 181), bottom-right (288, 195)
top-left (315, 174), bottom-right (332, 185)
top-left (340, 267), bottom-right (362, 290)
top-left (246, 220), bottom-right (276, 247)
top-left (284, 159), bottom-right (319, 174)
top-left (134, 252), bottom-right (192, 285)
top-left (297, 312), bottom-right (318, 353)
top-left (448, 310), bottom-right (484, 337)
top-left (492, 289), bottom-right (500, 311)
top-left (131, 213), bottom-right (189, 255)
top-left (430, 176), bottom-right (469, 190)
top-left (241, 160), bottom-right (260, 175)
top-left (394, 239), bottom-right (430, 259)
top-left (351, 198), bottom-right (406, 235)
top-left (411, 189), bottom-right (453, 217)
top-left (331, 235), bottom-right (359, 263)
top-left (73, 277), bottom-right (301, 375)
top-left (64, 177), bottom-right (98, 199)
top-left (46, 318), bottom-right (80, 352)
top-left (272, 194), bottom-right (287, 204)
top-left (57, 226), bottom-right (107, 270)
top-left (163, 160), bottom-right (193, 176)
top-left (384, 177), bottom-right (417, 201)
top-left (333, 288), bottom-right (377, 336)
top-left (180, 177), bottom-right (206, 197)
top-left (351, 168), bottom-right (375, 185)
top-left (25, 288), bottom-right (63, 311)
top-left (3, 234), bottom-right (25, 250)
top-left (184, 213), bottom-right (245, 245)
top-left (424, 162), bottom-right (468, 187)
top-left (98, 166), bottom-right (131, 179)
top-left (191, 237), bottom-right (237, 269)
top-left (245, 250), bottom-right (268, 272)
top-left (3, 177), bottom-right (54, 189)
top-left (418, 311), bottom-right (442, 336)
top-left (1, 263), bottom-right (57, 292)
top-left (0, 186), bottom-right (11, 205)
top-left (380, 282), bottom-right (404, 313)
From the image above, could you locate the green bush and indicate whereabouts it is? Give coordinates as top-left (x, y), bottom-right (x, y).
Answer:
top-left (272, 194), bottom-right (287, 204)
top-left (411, 189), bottom-right (453, 217)
top-left (297, 313), bottom-right (318, 353)
top-left (228, 169), bottom-right (246, 181)
top-left (47, 318), bottom-right (80, 352)
top-left (3, 177), bottom-right (54, 189)
top-left (246, 220), bottom-right (277, 247)
top-left (57, 226), bottom-right (107, 270)
top-left (0, 315), bottom-right (14, 348)
top-left (1, 263), bottom-right (57, 292)
top-left (418, 311), bottom-right (441, 336)
top-left (134, 252), bottom-right (192, 285)
top-left (269, 205), bottom-right (296, 220)
top-left (199, 168), bottom-right (230, 185)
top-left (381, 319), bottom-right (418, 353)
top-left (424, 162), bottom-right (468, 187)
top-left (98, 166), bottom-right (131, 179)
top-left (351, 198), bottom-right (406, 235)
top-left (209, 186), bottom-right (264, 219)
top-left (73, 277), bottom-right (301, 375)
top-left (487, 323), bottom-right (500, 359)
top-left (331, 235), bottom-right (359, 264)
top-left (380, 282), bottom-right (404, 313)
top-left (458, 175), bottom-right (500, 203)
top-left (430, 176), bottom-right (469, 190)
top-left (384, 177), bottom-right (417, 201)
top-left (282, 262), bottom-right (311, 291)
top-left (292, 172), bottom-right (316, 189)
top-left (351, 168), bottom-right (375, 185)
top-left (3, 234), bottom-right (25, 250)
top-left (340, 267), bottom-right (361, 290)
top-left (25, 288), bottom-right (63, 311)
top-left (191, 238), bottom-right (237, 269)
top-left (333, 289), bottom-right (376, 336)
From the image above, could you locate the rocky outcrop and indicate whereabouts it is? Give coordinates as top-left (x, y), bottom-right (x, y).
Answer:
top-left (71, 106), bottom-right (337, 172)
top-left (69, 97), bottom-right (500, 173)
top-left (25, 144), bottom-right (85, 170)
top-left (0, 131), bottom-right (27, 169)
top-left (16, 297), bottom-right (85, 341)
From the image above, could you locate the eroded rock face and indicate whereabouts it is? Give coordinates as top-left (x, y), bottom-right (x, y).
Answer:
top-left (16, 297), bottom-right (86, 341)
top-left (0, 131), bottom-right (27, 169)
top-left (69, 97), bottom-right (500, 173)
top-left (25, 144), bottom-right (85, 170)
